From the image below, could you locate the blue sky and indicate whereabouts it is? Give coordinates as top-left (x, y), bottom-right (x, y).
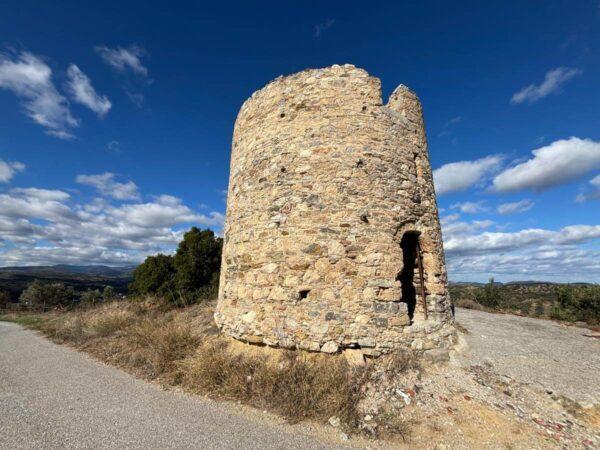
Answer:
top-left (0, 1), bottom-right (599, 281)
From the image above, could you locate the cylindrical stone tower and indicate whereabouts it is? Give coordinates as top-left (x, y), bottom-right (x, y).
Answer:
top-left (215, 65), bottom-right (455, 356)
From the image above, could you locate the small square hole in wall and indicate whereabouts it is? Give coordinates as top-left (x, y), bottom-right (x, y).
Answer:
top-left (298, 289), bottom-right (310, 300)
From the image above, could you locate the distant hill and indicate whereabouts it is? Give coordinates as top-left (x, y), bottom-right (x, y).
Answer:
top-left (0, 265), bottom-right (135, 302)
top-left (0, 264), bottom-right (135, 277)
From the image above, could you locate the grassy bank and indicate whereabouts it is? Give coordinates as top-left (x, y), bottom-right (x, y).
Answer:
top-left (1, 298), bottom-right (383, 434)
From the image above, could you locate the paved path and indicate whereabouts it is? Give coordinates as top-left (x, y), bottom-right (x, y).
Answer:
top-left (455, 308), bottom-right (600, 407)
top-left (0, 322), bottom-right (352, 450)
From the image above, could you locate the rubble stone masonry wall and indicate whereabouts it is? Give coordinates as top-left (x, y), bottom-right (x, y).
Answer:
top-left (215, 65), bottom-right (455, 357)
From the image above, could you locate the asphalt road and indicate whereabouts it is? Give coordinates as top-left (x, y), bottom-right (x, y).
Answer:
top-left (0, 321), bottom-right (353, 450)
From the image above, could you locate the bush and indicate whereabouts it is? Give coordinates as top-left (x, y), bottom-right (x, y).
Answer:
top-left (551, 285), bottom-right (600, 325)
top-left (102, 285), bottom-right (117, 301)
top-left (80, 289), bottom-right (102, 305)
top-left (19, 280), bottom-right (75, 309)
top-left (129, 227), bottom-right (222, 305)
top-left (173, 227), bottom-right (222, 300)
top-left (0, 290), bottom-right (10, 308)
top-left (474, 278), bottom-right (505, 309)
top-left (129, 254), bottom-right (176, 297)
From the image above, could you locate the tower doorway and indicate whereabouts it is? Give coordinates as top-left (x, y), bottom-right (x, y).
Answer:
top-left (398, 231), bottom-right (427, 320)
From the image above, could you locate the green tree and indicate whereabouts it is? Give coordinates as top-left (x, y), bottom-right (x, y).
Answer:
top-left (129, 254), bottom-right (175, 296)
top-left (551, 285), bottom-right (600, 324)
top-left (173, 227), bottom-right (223, 299)
top-left (19, 280), bottom-right (75, 309)
top-left (19, 280), bottom-right (46, 309)
top-left (43, 283), bottom-right (76, 307)
top-left (0, 290), bottom-right (11, 308)
top-left (80, 289), bottom-right (102, 304)
top-left (102, 285), bottom-right (117, 301)
top-left (474, 278), bottom-right (506, 309)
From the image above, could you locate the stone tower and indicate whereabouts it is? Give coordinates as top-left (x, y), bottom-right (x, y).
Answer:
top-left (215, 65), bottom-right (455, 357)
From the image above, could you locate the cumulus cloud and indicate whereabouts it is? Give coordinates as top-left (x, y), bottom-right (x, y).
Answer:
top-left (433, 155), bottom-right (503, 195)
top-left (0, 183), bottom-right (224, 266)
top-left (441, 216), bottom-right (600, 281)
top-left (0, 159), bottom-right (25, 183)
top-left (450, 201), bottom-right (487, 214)
top-left (575, 174), bottom-right (600, 202)
top-left (497, 199), bottom-right (534, 215)
top-left (492, 137), bottom-right (600, 192)
top-left (66, 64), bottom-right (111, 117)
top-left (511, 67), bottom-right (582, 104)
top-left (445, 224), bottom-right (600, 255)
top-left (0, 188), bottom-right (75, 222)
top-left (0, 51), bottom-right (79, 138)
top-left (441, 214), bottom-right (494, 237)
top-left (10, 187), bottom-right (70, 201)
top-left (95, 45), bottom-right (148, 77)
top-left (76, 172), bottom-right (140, 201)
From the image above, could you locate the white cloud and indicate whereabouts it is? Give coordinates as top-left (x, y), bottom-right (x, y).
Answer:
top-left (441, 216), bottom-right (600, 281)
top-left (441, 214), bottom-right (495, 237)
top-left (433, 155), bottom-right (503, 195)
top-left (0, 52), bottom-right (79, 138)
top-left (575, 174), bottom-right (600, 202)
top-left (76, 172), bottom-right (140, 201)
top-left (66, 64), bottom-right (111, 117)
top-left (492, 137), bottom-right (600, 192)
top-left (95, 45), bottom-right (148, 76)
top-left (450, 201), bottom-right (487, 214)
top-left (511, 67), bottom-right (582, 104)
top-left (497, 199), bottom-right (534, 215)
top-left (0, 159), bottom-right (25, 183)
top-left (445, 225), bottom-right (600, 254)
top-left (10, 187), bottom-right (70, 201)
top-left (0, 189), bottom-right (75, 222)
top-left (0, 183), bottom-right (224, 266)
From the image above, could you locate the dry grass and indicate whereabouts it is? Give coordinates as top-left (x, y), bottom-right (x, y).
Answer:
top-left (178, 339), bottom-right (366, 426)
top-left (1, 298), bottom-right (376, 432)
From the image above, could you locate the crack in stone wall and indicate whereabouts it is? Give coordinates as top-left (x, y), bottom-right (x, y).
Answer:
top-left (215, 64), bottom-right (456, 356)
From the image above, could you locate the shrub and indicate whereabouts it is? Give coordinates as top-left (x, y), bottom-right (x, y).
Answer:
top-left (129, 254), bottom-right (176, 297)
top-left (0, 290), bottom-right (10, 308)
top-left (19, 280), bottom-right (75, 309)
top-left (551, 285), bottom-right (600, 325)
top-left (129, 227), bottom-right (223, 305)
top-left (173, 227), bottom-right (222, 300)
top-left (102, 285), bottom-right (117, 301)
top-left (80, 289), bottom-right (102, 305)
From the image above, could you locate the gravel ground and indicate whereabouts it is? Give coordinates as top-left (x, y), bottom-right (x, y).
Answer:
top-left (0, 321), bottom-right (356, 450)
top-left (455, 307), bottom-right (600, 407)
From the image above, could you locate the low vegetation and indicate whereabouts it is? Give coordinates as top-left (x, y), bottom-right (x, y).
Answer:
top-left (1, 298), bottom-right (370, 432)
top-left (451, 279), bottom-right (600, 326)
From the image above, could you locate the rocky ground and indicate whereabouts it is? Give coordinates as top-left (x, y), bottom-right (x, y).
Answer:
top-left (352, 308), bottom-right (600, 449)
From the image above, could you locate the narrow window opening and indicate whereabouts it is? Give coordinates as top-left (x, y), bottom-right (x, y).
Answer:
top-left (298, 289), bottom-right (310, 300)
top-left (280, 113), bottom-right (286, 118)
top-left (398, 231), bottom-right (427, 320)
